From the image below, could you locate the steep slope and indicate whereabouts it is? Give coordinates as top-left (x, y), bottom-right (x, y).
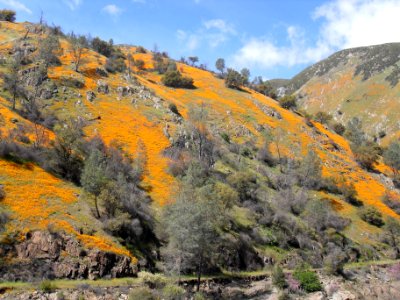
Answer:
top-left (124, 50), bottom-right (399, 244)
top-left (1, 21), bottom-right (400, 279)
top-left (281, 43), bottom-right (400, 144)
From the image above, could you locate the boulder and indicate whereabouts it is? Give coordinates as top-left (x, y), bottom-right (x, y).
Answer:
top-left (97, 80), bottom-right (110, 94)
top-left (86, 91), bottom-right (96, 102)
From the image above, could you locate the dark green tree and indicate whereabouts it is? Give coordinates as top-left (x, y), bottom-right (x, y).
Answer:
top-left (0, 9), bottom-right (16, 22)
top-left (225, 68), bottom-right (243, 89)
top-left (188, 56), bottom-right (199, 66)
top-left (3, 52), bottom-right (23, 110)
top-left (162, 186), bottom-right (222, 291)
top-left (81, 149), bottom-right (108, 218)
top-left (215, 58), bottom-right (225, 75)
top-left (240, 68), bottom-right (250, 85)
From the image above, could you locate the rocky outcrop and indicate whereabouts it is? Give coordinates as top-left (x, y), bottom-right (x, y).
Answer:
top-left (0, 231), bottom-right (136, 281)
top-left (97, 80), bottom-right (109, 94)
top-left (86, 91), bottom-right (96, 102)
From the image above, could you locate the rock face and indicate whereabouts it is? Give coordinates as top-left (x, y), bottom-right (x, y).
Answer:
top-left (86, 91), bottom-right (96, 102)
top-left (97, 80), bottom-right (110, 94)
top-left (0, 231), bottom-right (136, 281)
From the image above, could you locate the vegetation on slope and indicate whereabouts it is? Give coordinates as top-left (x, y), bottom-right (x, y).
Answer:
top-left (0, 14), bottom-right (400, 293)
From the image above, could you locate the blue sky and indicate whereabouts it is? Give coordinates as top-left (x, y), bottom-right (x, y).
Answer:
top-left (2, 0), bottom-right (400, 79)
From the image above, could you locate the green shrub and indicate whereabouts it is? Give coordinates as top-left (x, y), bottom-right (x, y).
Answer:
top-left (136, 46), bottom-right (147, 53)
top-left (128, 286), bottom-right (155, 300)
top-left (0, 185), bottom-right (5, 201)
top-left (162, 284), bottom-right (185, 300)
top-left (332, 122), bottom-right (346, 135)
top-left (314, 111), bottom-right (332, 124)
top-left (341, 183), bottom-right (362, 206)
top-left (220, 132), bottom-right (230, 144)
top-left (359, 207), bottom-right (384, 227)
top-left (279, 95), bottom-right (297, 109)
top-left (0, 9), bottom-right (16, 22)
top-left (272, 265), bottom-right (287, 289)
top-left (161, 70), bottom-right (194, 88)
top-left (39, 280), bottom-right (57, 293)
top-left (193, 292), bottom-right (207, 300)
top-left (293, 265), bottom-right (322, 293)
top-left (105, 56), bottom-right (126, 73)
top-left (61, 75), bottom-right (85, 88)
top-left (225, 68), bottom-right (244, 89)
top-left (138, 271), bottom-right (168, 289)
top-left (169, 103), bottom-right (181, 116)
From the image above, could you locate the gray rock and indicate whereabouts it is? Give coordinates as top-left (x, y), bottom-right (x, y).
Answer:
top-left (86, 91), bottom-right (96, 102)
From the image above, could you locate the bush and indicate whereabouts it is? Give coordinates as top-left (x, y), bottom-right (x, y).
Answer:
top-left (351, 141), bottom-right (381, 170)
top-left (169, 103), bottom-right (181, 116)
top-left (136, 46), bottom-right (147, 53)
top-left (61, 75), bottom-right (85, 88)
top-left (320, 177), bottom-right (341, 194)
top-left (332, 122), bottom-right (346, 135)
top-left (0, 9), bottom-right (16, 22)
top-left (193, 292), bottom-right (207, 300)
top-left (161, 70), bottom-right (194, 89)
top-left (225, 68), bottom-right (244, 89)
top-left (293, 265), bottom-right (322, 293)
top-left (91, 37), bottom-right (113, 57)
top-left (272, 265), bottom-right (287, 289)
top-left (314, 111), bottom-right (332, 124)
top-left (0, 185), bottom-right (5, 201)
top-left (359, 207), bottom-right (384, 227)
top-left (138, 271), bottom-right (168, 289)
top-left (128, 286), bottom-right (155, 300)
top-left (162, 284), bottom-right (185, 300)
top-left (105, 56), bottom-right (126, 73)
top-left (394, 174), bottom-right (400, 189)
top-left (341, 182), bottom-right (362, 206)
top-left (134, 59), bottom-right (145, 70)
top-left (39, 280), bottom-right (57, 293)
top-left (220, 132), bottom-right (230, 144)
top-left (279, 95), bottom-right (297, 109)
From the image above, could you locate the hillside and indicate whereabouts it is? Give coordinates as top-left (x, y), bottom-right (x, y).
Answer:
top-left (279, 43), bottom-right (400, 144)
top-left (0, 19), bottom-right (400, 293)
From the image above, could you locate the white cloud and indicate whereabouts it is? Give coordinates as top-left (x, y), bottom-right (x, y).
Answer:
top-left (0, 0), bottom-right (32, 14)
top-left (232, 0), bottom-right (400, 70)
top-left (64, 0), bottom-right (82, 10)
top-left (102, 4), bottom-right (123, 17)
top-left (177, 19), bottom-right (236, 52)
top-left (314, 0), bottom-right (400, 48)
top-left (204, 19), bottom-right (236, 34)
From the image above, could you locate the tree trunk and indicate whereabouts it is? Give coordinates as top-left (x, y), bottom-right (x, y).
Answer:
top-left (12, 92), bottom-right (16, 110)
top-left (196, 254), bottom-right (203, 292)
top-left (94, 195), bottom-right (101, 219)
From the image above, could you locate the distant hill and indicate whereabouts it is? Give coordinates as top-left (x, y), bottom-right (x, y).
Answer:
top-left (274, 43), bottom-right (400, 143)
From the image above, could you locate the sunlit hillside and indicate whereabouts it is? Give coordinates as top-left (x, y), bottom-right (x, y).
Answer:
top-left (1, 20), bottom-right (400, 289)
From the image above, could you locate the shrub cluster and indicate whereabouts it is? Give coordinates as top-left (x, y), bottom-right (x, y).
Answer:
top-left (161, 70), bottom-right (194, 88)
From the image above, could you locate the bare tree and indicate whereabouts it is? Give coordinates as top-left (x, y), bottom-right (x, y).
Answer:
top-left (69, 33), bottom-right (87, 72)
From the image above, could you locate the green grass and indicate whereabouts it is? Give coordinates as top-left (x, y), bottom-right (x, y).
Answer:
top-left (0, 277), bottom-right (141, 291)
